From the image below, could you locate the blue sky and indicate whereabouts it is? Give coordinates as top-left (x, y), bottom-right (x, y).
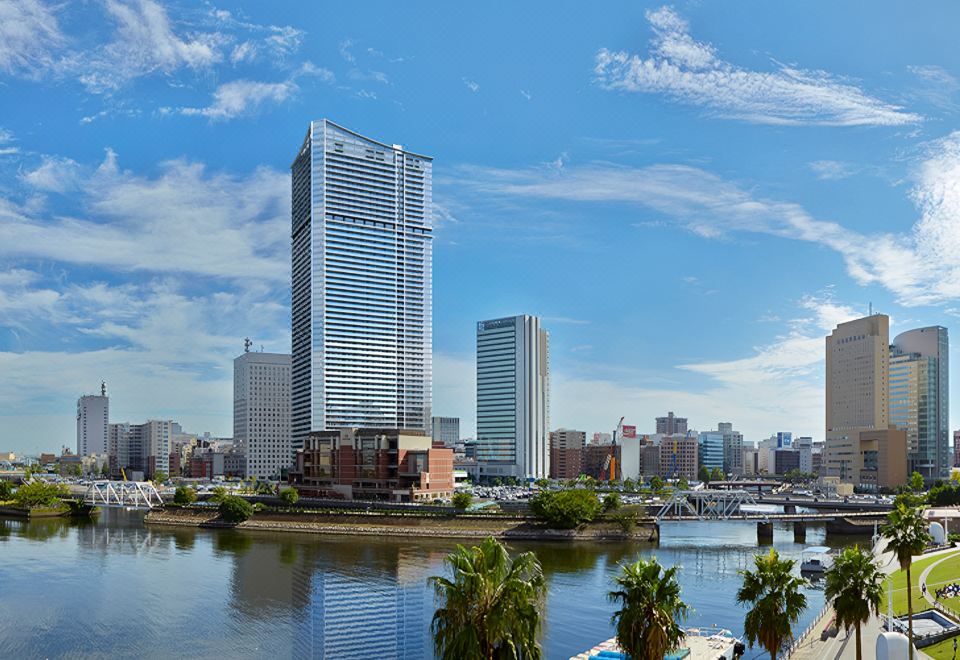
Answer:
top-left (2, 0), bottom-right (960, 455)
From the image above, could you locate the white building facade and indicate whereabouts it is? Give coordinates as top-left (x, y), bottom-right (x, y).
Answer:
top-left (234, 351), bottom-right (292, 479)
top-left (476, 315), bottom-right (550, 479)
top-left (77, 390), bottom-right (109, 456)
top-left (108, 420), bottom-right (171, 480)
top-left (291, 119), bottom-right (432, 451)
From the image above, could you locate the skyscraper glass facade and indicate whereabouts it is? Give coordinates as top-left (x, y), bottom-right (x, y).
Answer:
top-left (291, 120), bottom-right (432, 450)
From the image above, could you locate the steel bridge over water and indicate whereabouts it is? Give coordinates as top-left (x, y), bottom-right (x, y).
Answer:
top-left (83, 481), bottom-right (164, 509)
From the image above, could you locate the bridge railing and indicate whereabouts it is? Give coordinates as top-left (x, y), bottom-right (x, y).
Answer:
top-left (785, 600), bottom-right (832, 658)
top-left (84, 481), bottom-right (164, 509)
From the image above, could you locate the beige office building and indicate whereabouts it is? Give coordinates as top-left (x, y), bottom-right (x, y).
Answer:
top-left (825, 314), bottom-right (889, 442)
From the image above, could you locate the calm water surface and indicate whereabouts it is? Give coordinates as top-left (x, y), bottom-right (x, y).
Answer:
top-left (0, 510), bottom-right (862, 659)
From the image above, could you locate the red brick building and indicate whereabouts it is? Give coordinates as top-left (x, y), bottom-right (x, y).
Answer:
top-left (549, 429), bottom-right (585, 480)
top-left (289, 428), bottom-right (454, 502)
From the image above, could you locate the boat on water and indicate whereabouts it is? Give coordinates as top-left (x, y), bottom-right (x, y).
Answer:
top-left (800, 545), bottom-right (834, 574)
top-left (571, 626), bottom-right (744, 660)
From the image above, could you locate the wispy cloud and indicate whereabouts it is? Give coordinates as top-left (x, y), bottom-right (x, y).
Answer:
top-left (0, 0), bottom-right (65, 77)
top-left (520, 89), bottom-right (532, 101)
top-left (808, 160), bottom-right (856, 180)
top-left (454, 130), bottom-right (960, 306)
top-left (594, 5), bottom-right (921, 126)
top-left (463, 78), bottom-right (479, 93)
top-left (5, 149), bottom-right (289, 281)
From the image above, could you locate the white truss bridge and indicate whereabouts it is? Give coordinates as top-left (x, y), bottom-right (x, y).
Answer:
top-left (655, 489), bottom-right (764, 522)
top-left (83, 481), bottom-right (164, 509)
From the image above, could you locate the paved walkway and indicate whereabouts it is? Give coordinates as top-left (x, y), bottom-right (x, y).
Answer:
top-left (918, 548), bottom-right (960, 609)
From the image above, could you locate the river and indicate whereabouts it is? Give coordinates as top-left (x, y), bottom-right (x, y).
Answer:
top-left (0, 509), bottom-right (864, 659)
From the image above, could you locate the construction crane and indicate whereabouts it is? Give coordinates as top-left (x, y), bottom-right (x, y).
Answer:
top-left (604, 416), bottom-right (625, 482)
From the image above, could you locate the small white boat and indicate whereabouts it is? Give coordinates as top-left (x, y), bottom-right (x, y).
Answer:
top-left (571, 626), bottom-right (744, 659)
top-left (800, 545), bottom-right (834, 574)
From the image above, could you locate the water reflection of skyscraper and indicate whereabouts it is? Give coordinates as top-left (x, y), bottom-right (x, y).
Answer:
top-left (225, 534), bottom-right (442, 659)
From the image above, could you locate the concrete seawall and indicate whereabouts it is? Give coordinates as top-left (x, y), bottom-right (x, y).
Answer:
top-left (145, 507), bottom-right (660, 542)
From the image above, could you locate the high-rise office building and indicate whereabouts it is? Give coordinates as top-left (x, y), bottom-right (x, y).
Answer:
top-left (697, 432), bottom-right (724, 472)
top-left (108, 420), bottom-right (171, 479)
top-left (77, 383), bottom-right (109, 456)
top-left (716, 422), bottom-right (743, 475)
top-left (825, 314), bottom-right (889, 441)
top-left (234, 350), bottom-right (292, 479)
top-left (291, 119), bottom-right (433, 451)
top-left (889, 326), bottom-right (949, 481)
top-left (430, 416), bottom-right (460, 447)
top-left (796, 436), bottom-right (814, 474)
top-left (476, 315), bottom-right (550, 479)
top-left (776, 431), bottom-right (793, 448)
top-left (656, 412), bottom-right (688, 435)
top-left (549, 429), bottom-right (585, 480)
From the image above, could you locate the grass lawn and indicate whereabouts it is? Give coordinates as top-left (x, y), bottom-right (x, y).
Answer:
top-left (880, 550), bottom-right (960, 617)
top-left (923, 552), bottom-right (960, 618)
top-left (922, 635), bottom-right (960, 659)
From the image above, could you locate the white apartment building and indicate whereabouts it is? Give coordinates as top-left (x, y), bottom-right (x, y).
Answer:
top-left (234, 351), bottom-right (292, 479)
top-left (108, 420), bottom-right (171, 479)
top-left (291, 120), bottom-right (433, 450)
top-left (77, 386), bottom-right (109, 456)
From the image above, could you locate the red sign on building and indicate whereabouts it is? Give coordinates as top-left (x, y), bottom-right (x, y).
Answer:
top-left (621, 425), bottom-right (637, 439)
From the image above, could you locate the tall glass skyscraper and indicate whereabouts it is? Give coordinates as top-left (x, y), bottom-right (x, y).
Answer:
top-left (475, 315), bottom-right (550, 479)
top-left (889, 326), bottom-right (949, 481)
top-left (291, 120), bottom-right (433, 450)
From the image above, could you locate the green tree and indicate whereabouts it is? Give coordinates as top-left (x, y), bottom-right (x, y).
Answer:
top-left (736, 548), bottom-right (808, 660)
top-left (649, 476), bottom-right (664, 492)
top-left (279, 487), bottom-right (299, 506)
top-left (710, 467), bottom-right (724, 482)
top-left (100, 462), bottom-right (110, 477)
top-left (0, 480), bottom-right (13, 501)
top-left (677, 477), bottom-right (689, 491)
top-left (909, 471), bottom-right (925, 493)
top-left (152, 471), bottom-right (168, 484)
top-left (429, 537), bottom-right (545, 660)
top-left (173, 485), bottom-right (197, 505)
top-left (534, 478), bottom-right (549, 490)
top-left (14, 481), bottom-right (69, 508)
top-left (218, 495), bottom-right (253, 524)
top-left (698, 465), bottom-right (710, 482)
top-left (452, 491), bottom-right (473, 511)
top-left (602, 492), bottom-right (621, 513)
top-left (529, 489), bottom-right (600, 529)
top-left (622, 478), bottom-right (636, 493)
top-left (71, 464), bottom-right (83, 477)
top-left (824, 546), bottom-right (884, 660)
top-left (609, 557), bottom-right (688, 660)
top-left (210, 486), bottom-right (229, 503)
top-left (882, 502), bottom-right (930, 660)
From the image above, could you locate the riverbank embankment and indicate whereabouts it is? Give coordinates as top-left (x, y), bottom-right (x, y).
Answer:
top-left (144, 506), bottom-right (660, 542)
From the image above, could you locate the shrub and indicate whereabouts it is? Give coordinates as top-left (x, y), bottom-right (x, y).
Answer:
top-left (219, 496), bottom-right (253, 524)
top-left (173, 486), bottom-right (197, 506)
top-left (14, 481), bottom-right (68, 508)
top-left (210, 486), bottom-right (229, 503)
top-left (279, 487), bottom-right (299, 506)
top-left (613, 511), bottom-right (637, 534)
top-left (452, 491), bottom-right (473, 511)
top-left (602, 492), bottom-right (621, 513)
top-left (0, 480), bottom-right (13, 500)
top-left (529, 489), bottom-right (600, 529)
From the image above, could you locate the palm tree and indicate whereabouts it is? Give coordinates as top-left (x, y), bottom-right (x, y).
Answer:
top-left (736, 548), bottom-right (808, 660)
top-left (824, 545), bottom-right (884, 660)
top-left (609, 557), bottom-right (689, 660)
top-left (881, 501), bottom-right (930, 660)
top-left (429, 536), bottom-right (545, 660)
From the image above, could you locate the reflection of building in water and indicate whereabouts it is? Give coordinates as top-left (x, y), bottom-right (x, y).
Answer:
top-left (293, 546), bottom-right (435, 660)
top-left (230, 541), bottom-right (306, 615)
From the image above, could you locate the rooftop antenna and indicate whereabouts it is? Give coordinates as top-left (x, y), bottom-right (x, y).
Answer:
top-left (244, 337), bottom-right (252, 353)
top-left (260, 345), bottom-right (264, 353)
top-left (101, 381), bottom-right (106, 397)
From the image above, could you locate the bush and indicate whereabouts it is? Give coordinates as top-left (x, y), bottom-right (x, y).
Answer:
top-left (210, 486), bottom-right (229, 503)
top-left (529, 489), bottom-right (600, 529)
top-left (451, 491), bottom-right (472, 511)
top-left (602, 492), bottom-right (621, 513)
top-left (218, 496), bottom-right (253, 524)
top-left (14, 481), bottom-right (68, 508)
top-left (613, 511), bottom-right (637, 534)
top-left (173, 486), bottom-right (197, 506)
top-left (279, 487), bottom-right (299, 506)
top-left (0, 480), bottom-right (13, 500)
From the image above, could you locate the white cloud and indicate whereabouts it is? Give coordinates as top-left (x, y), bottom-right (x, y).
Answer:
top-left (0, 0), bottom-right (64, 77)
top-left (520, 89), bottom-right (532, 101)
top-left (180, 79), bottom-right (296, 119)
top-left (453, 132), bottom-right (960, 306)
top-left (21, 155), bottom-right (82, 192)
top-left (77, 0), bottom-right (224, 92)
top-left (1, 150), bottom-right (289, 281)
top-left (463, 78), bottom-right (479, 93)
top-left (808, 160), bottom-right (856, 180)
top-left (594, 6), bottom-right (921, 126)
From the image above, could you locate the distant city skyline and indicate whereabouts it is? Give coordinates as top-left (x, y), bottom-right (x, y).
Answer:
top-left (3, 1), bottom-right (960, 454)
